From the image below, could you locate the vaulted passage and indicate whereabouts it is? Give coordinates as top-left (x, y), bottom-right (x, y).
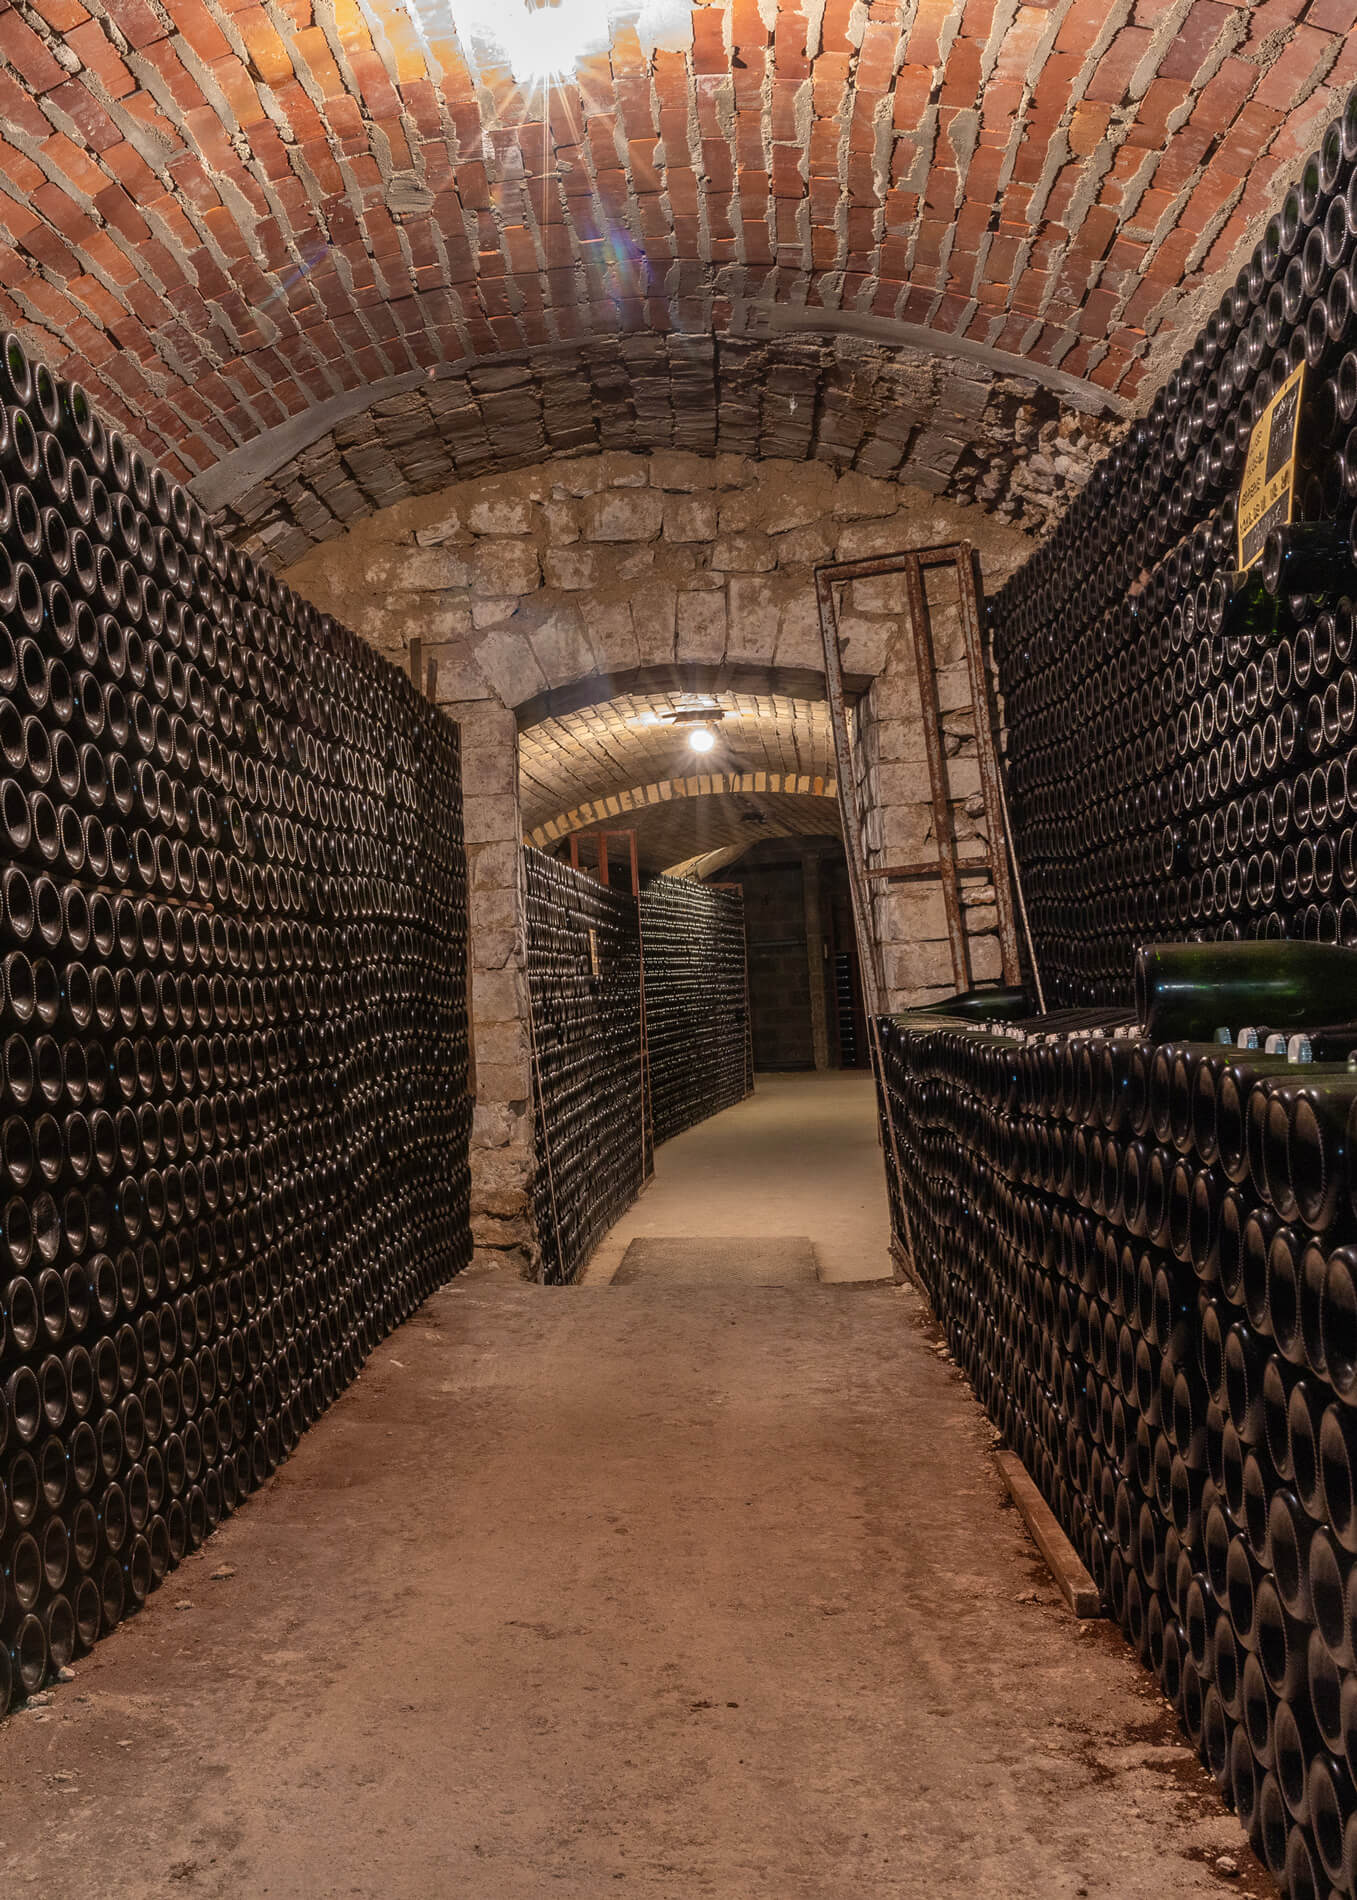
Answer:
top-left (6, 1), bottom-right (1357, 1894)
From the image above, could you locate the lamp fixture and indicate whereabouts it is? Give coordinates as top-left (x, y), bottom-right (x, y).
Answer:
top-left (416, 0), bottom-right (697, 87)
top-left (687, 725), bottom-right (716, 753)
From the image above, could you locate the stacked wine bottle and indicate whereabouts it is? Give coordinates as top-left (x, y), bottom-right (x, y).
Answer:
top-left (991, 83), bottom-right (1357, 1008)
top-left (880, 942), bottom-right (1357, 1895)
top-left (639, 876), bottom-right (751, 1147)
top-left (525, 849), bottom-right (648, 1286)
top-left (0, 334), bottom-right (472, 1708)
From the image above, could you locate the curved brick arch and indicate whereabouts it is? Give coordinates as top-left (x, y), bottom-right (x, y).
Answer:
top-left (0, 0), bottom-right (1349, 564)
top-left (527, 769), bottom-right (838, 847)
top-left (211, 326), bottom-right (1120, 563)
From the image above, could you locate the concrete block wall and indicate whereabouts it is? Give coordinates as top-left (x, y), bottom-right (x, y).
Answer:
top-left (282, 449), bottom-right (1031, 1271)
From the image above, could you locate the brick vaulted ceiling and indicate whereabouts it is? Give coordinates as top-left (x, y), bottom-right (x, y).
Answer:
top-left (0, 0), bottom-right (1351, 563)
top-left (518, 687), bottom-right (835, 834)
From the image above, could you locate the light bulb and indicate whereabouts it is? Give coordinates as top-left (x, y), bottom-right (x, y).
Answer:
top-left (687, 726), bottom-right (715, 753)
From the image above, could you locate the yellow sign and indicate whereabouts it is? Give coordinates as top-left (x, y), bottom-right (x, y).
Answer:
top-left (1237, 361), bottom-right (1304, 570)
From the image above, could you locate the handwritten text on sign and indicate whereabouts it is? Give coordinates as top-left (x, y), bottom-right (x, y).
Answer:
top-left (1237, 361), bottom-right (1304, 571)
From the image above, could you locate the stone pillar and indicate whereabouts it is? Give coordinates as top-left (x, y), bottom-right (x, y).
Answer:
top-left (801, 846), bottom-right (830, 1071)
top-left (451, 696), bottom-right (537, 1277)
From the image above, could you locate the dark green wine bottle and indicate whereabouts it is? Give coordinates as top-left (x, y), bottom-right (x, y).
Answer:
top-left (1207, 567), bottom-right (1278, 640)
top-left (928, 984), bottom-right (1032, 1024)
top-left (1134, 940), bottom-right (1357, 1043)
top-left (1262, 520), bottom-right (1353, 598)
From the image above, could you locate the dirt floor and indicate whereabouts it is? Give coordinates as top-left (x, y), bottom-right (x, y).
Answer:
top-left (0, 1080), bottom-right (1270, 1899)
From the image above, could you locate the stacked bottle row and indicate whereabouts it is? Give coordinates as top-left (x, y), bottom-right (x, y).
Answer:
top-left (639, 877), bottom-right (751, 1147)
top-left (0, 334), bottom-right (472, 1710)
top-left (525, 850), bottom-right (648, 1286)
top-left (988, 83), bottom-right (1357, 1004)
top-left (879, 962), bottom-right (1357, 1895)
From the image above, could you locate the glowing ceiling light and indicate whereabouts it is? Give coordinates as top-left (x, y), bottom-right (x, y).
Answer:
top-left (687, 725), bottom-right (715, 753)
top-left (419, 0), bottom-right (696, 85)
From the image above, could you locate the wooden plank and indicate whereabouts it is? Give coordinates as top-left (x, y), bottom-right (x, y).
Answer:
top-left (866, 860), bottom-right (998, 881)
top-left (995, 1451), bottom-right (1103, 1619)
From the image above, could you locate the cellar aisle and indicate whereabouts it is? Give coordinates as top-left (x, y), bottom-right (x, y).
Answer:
top-left (583, 1071), bottom-right (895, 1285)
top-left (0, 1280), bottom-right (1258, 1900)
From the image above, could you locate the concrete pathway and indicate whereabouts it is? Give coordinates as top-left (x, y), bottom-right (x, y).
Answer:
top-left (585, 1071), bottom-right (895, 1284)
top-left (0, 1273), bottom-right (1264, 1900)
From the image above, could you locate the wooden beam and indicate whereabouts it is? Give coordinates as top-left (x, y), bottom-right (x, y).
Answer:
top-left (995, 1452), bottom-right (1103, 1619)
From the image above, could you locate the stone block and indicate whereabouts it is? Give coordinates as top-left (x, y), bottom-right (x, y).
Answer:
top-left (630, 581), bottom-right (677, 663)
top-left (471, 882), bottom-right (520, 931)
top-left (475, 1017), bottom-right (530, 1069)
top-left (580, 488), bottom-right (664, 540)
top-left (470, 1146), bottom-right (531, 1218)
top-left (832, 471), bottom-right (900, 519)
top-left (760, 462), bottom-right (836, 533)
top-left (771, 521), bottom-right (837, 566)
top-left (459, 737), bottom-right (517, 798)
top-left (884, 938), bottom-right (955, 993)
top-left (470, 839), bottom-right (521, 891)
top-left (883, 881), bottom-right (949, 941)
top-left (725, 575), bottom-right (782, 662)
top-left (463, 793), bottom-right (521, 847)
top-left (542, 498), bottom-right (580, 545)
top-left (648, 450), bottom-right (717, 490)
top-left (396, 546), bottom-right (471, 590)
top-left (468, 493), bottom-right (537, 535)
top-left (716, 488), bottom-right (763, 533)
top-left (946, 755), bottom-right (982, 798)
top-left (834, 612), bottom-right (893, 675)
top-left (874, 715), bottom-right (929, 763)
top-left (468, 1245), bottom-right (534, 1279)
top-left (471, 1101), bottom-right (531, 1151)
top-left (664, 493), bottom-right (718, 541)
top-left (870, 665), bottom-right (926, 719)
top-left (773, 592), bottom-right (823, 671)
top-left (543, 545), bottom-right (601, 588)
top-left (849, 574), bottom-right (902, 614)
top-left (471, 1211), bottom-right (533, 1247)
top-left (473, 926), bottom-right (519, 973)
top-left (968, 933), bottom-right (1003, 982)
top-left (676, 587), bottom-right (728, 663)
top-left (711, 531), bottom-right (775, 572)
top-left (472, 967), bottom-right (526, 1024)
top-left (713, 453), bottom-right (756, 489)
top-left (877, 760), bottom-right (934, 802)
top-left (836, 518), bottom-right (913, 560)
top-left (430, 649), bottom-right (492, 703)
top-left (475, 1062), bottom-right (531, 1109)
top-left (587, 598), bottom-right (642, 673)
top-left (473, 629), bottom-right (548, 707)
top-left (937, 663), bottom-right (973, 711)
top-left (472, 539), bottom-right (541, 596)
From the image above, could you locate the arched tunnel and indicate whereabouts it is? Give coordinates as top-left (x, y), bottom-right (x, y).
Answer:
top-left (0, 3), bottom-right (1351, 1894)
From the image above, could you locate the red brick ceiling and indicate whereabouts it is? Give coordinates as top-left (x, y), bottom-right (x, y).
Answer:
top-left (0, 0), bottom-right (1350, 555)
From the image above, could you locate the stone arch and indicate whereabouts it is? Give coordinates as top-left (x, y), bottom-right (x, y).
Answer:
top-left (527, 772), bottom-right (839, 849)
top-left (281, 446), bottom-right (1032, 1274)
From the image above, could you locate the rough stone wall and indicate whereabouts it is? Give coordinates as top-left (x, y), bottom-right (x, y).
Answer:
top-left (282, 447), bottom-right (1031, 1272)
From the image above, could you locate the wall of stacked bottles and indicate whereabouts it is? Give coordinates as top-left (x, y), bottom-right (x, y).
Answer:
top-left (639, 877), bottom-right (752, 1147)
top-left (990, 91), bottom-right (1357, 1011)
top-left (878, 987), bottom-right (1357, 1894)
top-left (0, 336), bottom-right (472, 1710)
top-left (524, 849), bottom-right (648, 1286)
